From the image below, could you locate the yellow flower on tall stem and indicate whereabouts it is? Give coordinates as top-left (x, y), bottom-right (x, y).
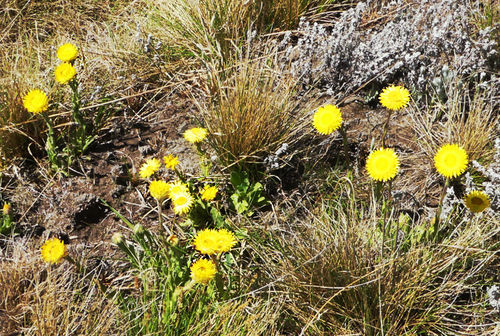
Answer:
top-left (23, 89), bottom-right (49, 114)
top-left (464, 190), bottom-right (490, 213)
top-left (41, 238), bottom-right (67, 264)
top-left (55, 62), bottom-right (76, 84)
top-left (57, 43), bottom-right (78, 62)
top-left (184, 127), bottom-right (208, 143)
top-left (379, 85), bottom-right (410, 110)
top-left (190, 259), bottom-right (216, 284)
top-left (366, 148), bottom-right (400, 182)
top-left (313, 104), bottom-right (343, 135)
top-left (434, 144), bottom-right (468, 179)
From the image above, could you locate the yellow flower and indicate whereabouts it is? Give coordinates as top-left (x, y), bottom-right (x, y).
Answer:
top-left (168, 181), bottom-right (189, 199)
top-left (172, 190), bottom-right (194, 215)
top-left (434, 144), bottom-right (468, 179)
top-left (184, 127), bottom-right (208, 143)
top-left (57, 43), bottom-right (78, 62)
top-left (313, 104), bottom-right (343, 135)
top-left (54, 62), bottom-right (76, 84)
top-left (379, 85), bottom-right (410, 110)
top-left (163, 154), bottom-right (179, 170)
top-left (23, 89), bottom-right (49, 114)
top-left (366, 148), bottom-right (400, 182)
top-left (200, 185), bottom-right (218, 201)
top-left (2, 203), bottom-right (10, 215)
top-left (149, 180), bottom-right (171, 201)
top-left (193, 228), bottom-right (218, 255)
top-left (139, 158), bottom-right (161, 179)
top-left (193, 228), bottom-right (236, 254)
top-left (41, 238), bottom-right (67, 264)
top-left (190, 259), bottom-right (216, 284)
top-left (464, 190), bottom-right (490, 213)
top-left (214, 229), bottom-right (237, 253)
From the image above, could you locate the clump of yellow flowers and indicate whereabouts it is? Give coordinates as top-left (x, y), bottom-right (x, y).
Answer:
top-left (193, 228), bottom-right (237, 255)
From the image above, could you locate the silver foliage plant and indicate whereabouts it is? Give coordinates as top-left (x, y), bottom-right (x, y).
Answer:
top-left (280, 0), bottom-right (497, 96)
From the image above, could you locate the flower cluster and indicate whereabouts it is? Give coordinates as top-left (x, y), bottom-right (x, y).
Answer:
top-left (55, 43), bottom-right (78, 85)
top-left (190, 228), bottom-right (237, 284)
top-left (193, 228), bottom-right (237, 255)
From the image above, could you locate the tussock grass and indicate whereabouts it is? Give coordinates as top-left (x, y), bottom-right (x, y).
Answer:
top-left (409, 79), bottom-right (498, 163)
top-left (0, 238), bottom-right (124, 335)
top-left (146, 0), bottom-right (339, 66)
top-left (248, 174), bottom-right (499, 335)
top-left (198, 57), bottom-right (313, 172)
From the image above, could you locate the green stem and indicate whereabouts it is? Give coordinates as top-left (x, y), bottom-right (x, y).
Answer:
top-left (433, 178), bottom-right (449, 242)
top-left (340, 125), bottom-right (350, 166)
top-left (157, 199), bottom-right (163, 228)
top-left (210, 254), bottom-right (225, 297)
top-left (381, 110), bottom-right (393, 148)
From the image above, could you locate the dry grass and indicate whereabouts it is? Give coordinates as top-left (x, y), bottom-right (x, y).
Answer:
top-left (198, 56), bottom-right (314, 171)
top-left (0, 0), bottom-right (175, 161)
top-left (409, 79), bottom-right (498, 164)
top-left (251, 177), bottom-right (499, 335)
top-left (0, 237), bottom-right (124, 335)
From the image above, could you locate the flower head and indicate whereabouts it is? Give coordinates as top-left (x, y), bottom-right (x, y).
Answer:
top-left (184, 127), bottom-right (208, 143)
top-left (168, 181), bottom-right (189, 199)
top-left (379, 85), bottom-right (410, 110)
top-left (163, 154), bottom-right (179, 170)
top-left (464, 190), bottom-right (490, 213)
top-left (434, 144), bottom-right (468, 179)
top-left (214, 229), bottom-right (237, 253)
top-left (172, 190), bottom-right (194, 215)
top-left (3, 203), bottom-right (10, 215)
top-left (190, 258), bottom-right (216, 284)
top-left (41, 238), bottom-right (67, 264)
top-left (193, 228), bottom-right (218, 255)
top-left (57, 43), bottom-right (78, 62)
top-left (139, 158), bottom-right (161, 179)
top-left (200, 185), bottom-right (218, 201)
top-left (23, 89), bottom-right (49, 114)
top-left (54, 62), bottom-right (76, 84)
top-left (149, 180), bottom-right (171, 201)
top-left (313, 104), bottom-right (343, 135)
top-left (366, 148), bottom-right (400, 182)
top-left (194, 228), bottom-right (236, 255)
